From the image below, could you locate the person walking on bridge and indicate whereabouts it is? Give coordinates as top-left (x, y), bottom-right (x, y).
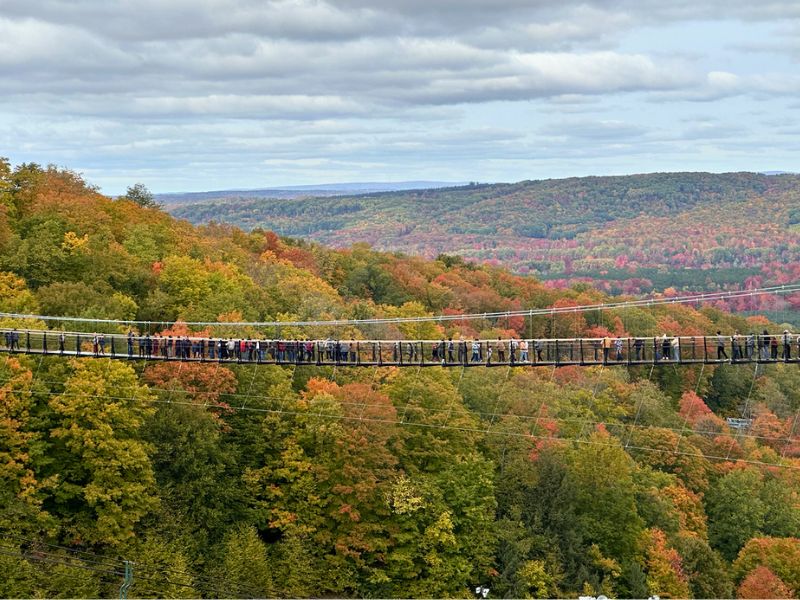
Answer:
top-left (602, 336), bottom-right (612, 363)
top-left (732, 332), bottom-right (742, 360)
top-left (716, 331), bottom-right (729, 360)
top-left (633, 337), bottom-right (644, 361)
top-left (760, 330), bottom-right (770, 360)
top-left (661, 334), bottom-right (670, 361)
top-left (534, 339), bottom-right (543, 362)
top-left (471, 340), bottom-right (481, 363)
top-left (782, 330), bottom-right (792, 361)
top-left (496, 338), bottom-right (506, 363)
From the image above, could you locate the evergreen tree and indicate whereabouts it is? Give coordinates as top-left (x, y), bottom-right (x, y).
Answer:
top-left (122, 183), bottom-right (161, 209)
top-left (209, 524), bottom-right (273, 599)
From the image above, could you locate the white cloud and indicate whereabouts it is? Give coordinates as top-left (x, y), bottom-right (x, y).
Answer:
top-left (0, 0), bottom-right (798, 192)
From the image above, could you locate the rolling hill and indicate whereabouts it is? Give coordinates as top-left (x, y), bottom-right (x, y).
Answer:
top-left (170, 172), bottom-right (800, 294)
top-left (2, 159), bottom-right (800, 598)
top-left (157, 180), bottom-right (465, 206)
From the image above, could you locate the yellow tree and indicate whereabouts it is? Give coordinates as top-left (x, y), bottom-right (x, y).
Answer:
top-left (644, 528), bottom-right (690, 599)
top-left (0, 357), bottom-right (46, 530)
top-left (48, 360), bottom-right (158, 547)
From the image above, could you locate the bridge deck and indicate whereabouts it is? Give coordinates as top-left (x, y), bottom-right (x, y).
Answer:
top-left (1, 330), bottom-right (797, 368)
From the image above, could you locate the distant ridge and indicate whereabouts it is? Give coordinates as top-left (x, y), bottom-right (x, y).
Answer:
top-left (157, 180), bottom-right (468, 205)
top-left (168, 170), bottom-right (800, 295)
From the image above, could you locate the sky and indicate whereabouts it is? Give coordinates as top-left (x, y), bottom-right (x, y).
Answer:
top-left (1, 0), bottom-right (799, 194)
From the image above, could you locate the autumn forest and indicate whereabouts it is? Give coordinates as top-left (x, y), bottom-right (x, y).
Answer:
top-left (1, 160), bottom-right (800, 598)
top-left (170, 172), bottom-right (800, 297)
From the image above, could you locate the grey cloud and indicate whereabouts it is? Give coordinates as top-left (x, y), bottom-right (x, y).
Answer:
top-left (1, 0), bottom-right (798, 192)
top-left (0, 0), bottom-right (386, 42)
top-left (4, 0), bottom-right (799, 48)
top-left (0, 1), bottom-right (786, 114)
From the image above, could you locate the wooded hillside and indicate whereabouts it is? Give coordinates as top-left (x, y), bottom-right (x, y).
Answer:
top-left (0, 160), bottom-right (799, 598)
top-left (171, 172), bottom-right (800, 295)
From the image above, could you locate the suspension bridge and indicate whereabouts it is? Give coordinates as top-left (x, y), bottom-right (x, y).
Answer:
top-left (1, 330), bottom-right (797, 368)
top-left (1, 283), bottom-right (798, 369)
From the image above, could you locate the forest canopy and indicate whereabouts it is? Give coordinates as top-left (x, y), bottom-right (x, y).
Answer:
top-left (0, 161), bottom-right (799, 598)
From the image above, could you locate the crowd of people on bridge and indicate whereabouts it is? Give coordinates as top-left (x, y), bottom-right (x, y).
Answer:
top-left (2, 328), bottom-right (800, 365)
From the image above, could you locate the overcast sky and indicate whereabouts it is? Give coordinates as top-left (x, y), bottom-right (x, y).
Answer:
top-left (1, 0), bottom-right (798, 193)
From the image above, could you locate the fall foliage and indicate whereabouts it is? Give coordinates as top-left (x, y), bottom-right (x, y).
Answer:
top-left (0, 161), bottom-right (799, 597)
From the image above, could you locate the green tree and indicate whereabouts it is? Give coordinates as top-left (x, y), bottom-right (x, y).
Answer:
top-left (128, 536), bottom-right (197, 599)
top-left (122, 183), bottom-right (161, 209)
top-left (36, 281), bottom-right (137, 322)
top-left (567, 431), bottom-right (644, 563)
top-left (674, 534), bottom-right (733, 599)
top-left (46, 360), bottom-right (158, 547)
top-left (761, 476), bottom-right (800, 538)
top-left (706, 364), bottom-right (755, 414)
top-left (208, 524), bottom-right (273, 598)
top-left (0, 547), bottom-right (102, 599)
top-left (706, 468), bottom-right (766, 560)
top-left (142, 401), bottom-right (242, 549)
